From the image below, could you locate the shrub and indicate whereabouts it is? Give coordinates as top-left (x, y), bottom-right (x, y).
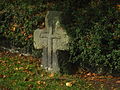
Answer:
top-left (0, 0), bottom-right (47, 53)
top-left (65, 1), bottom-right (120, 74)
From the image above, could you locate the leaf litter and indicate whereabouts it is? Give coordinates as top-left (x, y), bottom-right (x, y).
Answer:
top-left (0, 51), bottom-right (120, 90)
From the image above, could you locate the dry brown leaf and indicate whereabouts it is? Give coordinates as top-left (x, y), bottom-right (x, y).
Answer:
top-left (17, 61), bottom-right (21, 64)
top-left (92, 73), bottom-right (97, 76)
top-left (29, 71), bottom-right (34, 75)
top-left (87, 72), bottom-right (92, 76)
top-left (0, 75), bottom-right (7, 78)
top-left (116, 80), bottom-right (120, 83)
top-left (15, 68), bottom-right (19, 70)
top-left (37, 86), bottom-right (43, 89)
top-left (37, 81), bottom-right (41, 85)
top-left (19, 67), bottom-right (24, 70)
top-left (37, 81), bottom-right (46, 85)
top-left (28, 84), bottom-right (33, 88)
top-left (0, 75), bottom-right (4, 78)
top-left (28, 34), bottom-right (33, 38)
top-left (41, 74), bottom-right (44, 77)
top-left (42, 81), bottom-right (46, 85)
top-left (66, 82), bottom-right (73, 87)
top-left (11, 27), bottom-right (16, 31)
top-left (49, 73), bottom-right (54, 78)
top-left (107, 75), bottom-right (113, 78)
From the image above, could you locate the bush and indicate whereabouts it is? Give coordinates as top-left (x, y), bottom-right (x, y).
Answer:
top-left (0, 0), bottom-right (47, 53)
top-left (65, 1), bottom-right (120, 74)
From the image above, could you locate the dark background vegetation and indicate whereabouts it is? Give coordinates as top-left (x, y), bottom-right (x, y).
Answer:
top-left (0, 0), bottom-right (120, 75)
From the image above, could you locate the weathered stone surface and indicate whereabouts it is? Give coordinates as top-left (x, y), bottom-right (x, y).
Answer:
top-left (33, 11), bottom-right (69, 72)
top-left (34, 11), bottom-right (69, 50)
top-left (34, 28), bottom-right (48, 49)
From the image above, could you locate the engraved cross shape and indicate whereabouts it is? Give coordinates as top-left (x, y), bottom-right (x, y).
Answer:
top-left (40, 26), bottom-right (60, 71)
top-left (34, 11), bottom-right (69, 72)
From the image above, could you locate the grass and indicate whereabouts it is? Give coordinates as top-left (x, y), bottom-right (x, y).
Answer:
top-left (0, 53), bottom-right (112, 90)
top-left (0, 52), bottom-right (120, 90)
top-left (1, 53), bottom-right (120, 90)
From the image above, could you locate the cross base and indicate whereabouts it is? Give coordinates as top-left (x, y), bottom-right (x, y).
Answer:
top-left (41, 48), bottom-right (60, 72)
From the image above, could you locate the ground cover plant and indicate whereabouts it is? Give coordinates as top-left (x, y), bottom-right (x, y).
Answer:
top-left (0, 51), bottom-right (120, 90)
top-left (0, 51), bottom-right (95, 90)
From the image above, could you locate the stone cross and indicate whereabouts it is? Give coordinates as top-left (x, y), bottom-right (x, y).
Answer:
top-left (34, 11), bottom-right (69, 72)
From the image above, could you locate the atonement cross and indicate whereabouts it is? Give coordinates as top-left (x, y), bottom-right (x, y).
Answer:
top-left (34, 11), bottom-right (69, 72)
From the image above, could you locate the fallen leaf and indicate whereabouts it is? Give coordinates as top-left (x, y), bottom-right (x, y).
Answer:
top-left (99, 79), bottom-right (106, 82)
top-left (13, 23), bottom-right (18, 27)
top-left (19, 67), bottom-right (24, 70)
top-left (28, 84), bottom-right (33, 88)
top-left (116, 5), bottom-right (120, 8)
top-left (116, 80), bottom-right (120, 83)
top-left (107, 75), bottom-right (113, 78)
top-left (23, 69), bottom-right (30, 73)
top-left (42, 81), bottom-right (46, 85)
top-left (100, 84), bottom-right (104, 88)
top-left (90, 77), bottom-right (95, 80)
top-left (66, 82), bottom-right (73, 87)
top-left (92, 73), bottom-right (97, 76)
top-left (28, 34), bottom-right (33, 38)
top-left (15, 68), bottom-right (19, 70)
top-left (25, 37), bottom-right (28, 41)
top-left (17, 61), bottom-right (21, 64)
top-left (40, 65), bottom-right (43, 67)
top-left (41, 74), bottom-right (44, 77)
top-left (0, 75), bottom-right (7, 78)
top-left (37, 86), bottom-right (41, 88)
top-left (37, 81), bottom-right (41, 85)
top-left (0, 75), bottom-right (4, 78)
top-left (21, 31), bottom-right (26, 36)
top-left (88, 84), bottom-right (92, 86)
top-left (29, 71), bottom-right (34, 75)
top-left (49, 73), bottom-right (54, 78)
top-left (60, 83), bottom-right (64, 86)
top-left (29, 79), bottom-right (33, 81)
top-left (12, 27), bottom-right (16, 31)
top-left (87, 72), bottom-right (92, 76)
top-left (37, 81), bottom-right (46, 85)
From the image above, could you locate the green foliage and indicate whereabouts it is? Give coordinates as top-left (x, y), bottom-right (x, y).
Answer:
top-left (0, 0), bottom-right (47, 53)
top-left (65, 1), bottom-right (120, 74)
top-left (0, 0), bottom-right (120, 75)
